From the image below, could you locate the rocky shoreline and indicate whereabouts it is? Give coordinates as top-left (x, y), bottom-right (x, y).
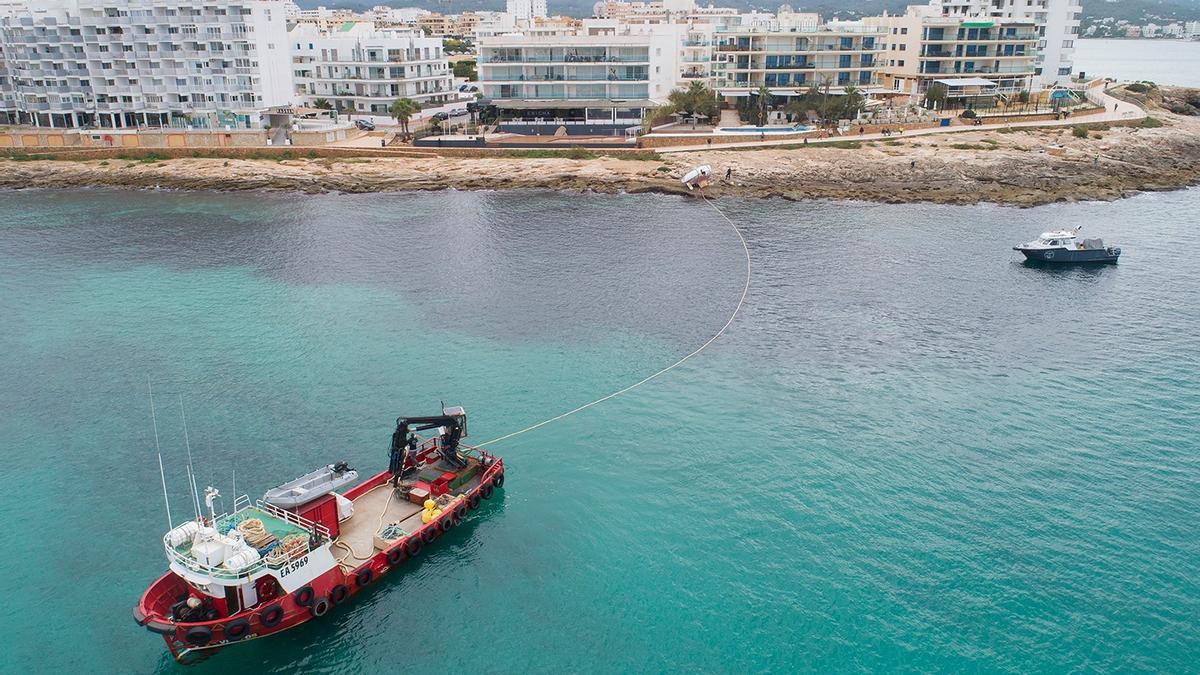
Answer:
top-left (3, 109), bottom-right (1198, 208)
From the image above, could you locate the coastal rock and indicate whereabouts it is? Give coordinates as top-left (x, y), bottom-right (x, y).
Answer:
top-left (3, 112), bottom-right (1198, 207)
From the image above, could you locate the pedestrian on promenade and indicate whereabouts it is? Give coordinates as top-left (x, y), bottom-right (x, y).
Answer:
top-left (725, 166), bottom-right (732, 180)
top-left (380, 139), bottom-right (386, 148)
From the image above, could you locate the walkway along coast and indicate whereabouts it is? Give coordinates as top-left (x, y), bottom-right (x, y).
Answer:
top-left (2, 86), bottom-right (1199, 208)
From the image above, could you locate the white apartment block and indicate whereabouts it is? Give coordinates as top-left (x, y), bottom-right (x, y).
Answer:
top-left (867, 6), bottom-right (1039, 100)
top-left (506, 0), bottom-right (549, 22)
top-left (0, 0), bottom-right (291, 129)
top-left (478, 20), bottom-right (679, 131)
top-left (290, 22), bottom-right (452, 115)
top-left (712, 20), bottom-right (886, 95)
top-left (931, 0), bottom-right (1080, 87)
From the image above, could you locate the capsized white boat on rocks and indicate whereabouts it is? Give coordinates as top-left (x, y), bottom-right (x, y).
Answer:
top-left (681, 165), bottom-right (712, 190)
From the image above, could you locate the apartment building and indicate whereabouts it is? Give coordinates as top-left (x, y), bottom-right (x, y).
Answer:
top-left (290, 22), bottom-right (452, 115)
top-left (868, 6), bottom-right (1038, 100)
top-left (416, 13), bottom-right (454, 37)
top-left (0, 0), bottom-right (291, 129)
top-left (477, 21), bottom-right (679, 131)
top-left (712, 21), bottom-right (886, 96)
top-left (506, 0), bottom-right (549, 22)
top-left (931, 0), bottom-right (1080, 86)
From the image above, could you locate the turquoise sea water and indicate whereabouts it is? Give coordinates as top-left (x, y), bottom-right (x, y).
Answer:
top-left (1, 188), bottom-right (1198, 672)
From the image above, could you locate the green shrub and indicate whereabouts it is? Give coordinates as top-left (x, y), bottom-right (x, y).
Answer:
top-left (960, 109), bottom-right (977, 119)
top-left (1071, 125), bottom-right (1089, 138)
top-left (1137, 116), bottom-right (1163, 128)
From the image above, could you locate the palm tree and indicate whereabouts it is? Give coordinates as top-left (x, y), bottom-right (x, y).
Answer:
top-left (390, 97), bottom-right (419, 135)
top-left (665, 81), bottom-right (720, 123)
top-left (754, 84), bottom-right (771, 126)
top-left (312, 98), bottom-right (333, 111)
top-left (840, 84), bottom-right (864, 121)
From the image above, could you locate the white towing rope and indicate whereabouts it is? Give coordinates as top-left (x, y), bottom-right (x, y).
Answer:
top-left (475, 194), bottom-right (751, 448)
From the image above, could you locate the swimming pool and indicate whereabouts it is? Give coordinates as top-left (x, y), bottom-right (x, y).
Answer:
top-left (716, 125), bottom-right (813, 134)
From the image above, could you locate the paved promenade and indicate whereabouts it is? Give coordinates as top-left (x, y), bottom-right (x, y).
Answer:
top-left (658, 85), bottom-right (1145, 154)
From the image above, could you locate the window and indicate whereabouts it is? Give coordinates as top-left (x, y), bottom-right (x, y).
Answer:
top-left (898, 60), bottom-right (904, 67)
top-left (899, 44), bottom-right (906, 51)
top-left (900, 27), bottom-right (908, 35)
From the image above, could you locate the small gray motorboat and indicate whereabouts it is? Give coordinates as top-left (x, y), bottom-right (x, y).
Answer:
top-left (263, 461), bottom-right (359, 509)
top-left (1013, 226), bottom-right (1121, 264)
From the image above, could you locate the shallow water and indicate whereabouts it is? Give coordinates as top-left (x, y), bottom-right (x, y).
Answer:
top-left (1, 188), bottom-right (1197, 672)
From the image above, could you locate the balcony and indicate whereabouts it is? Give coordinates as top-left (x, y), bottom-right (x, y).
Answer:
top-left (479, 55), bottom-right (649, 64)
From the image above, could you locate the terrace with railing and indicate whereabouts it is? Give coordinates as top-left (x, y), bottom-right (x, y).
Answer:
top-left (163, 497), bottom-right (330, 583)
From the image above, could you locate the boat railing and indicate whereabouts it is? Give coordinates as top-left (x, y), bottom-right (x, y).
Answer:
top-left (162, 497), bottom-right (330, 582)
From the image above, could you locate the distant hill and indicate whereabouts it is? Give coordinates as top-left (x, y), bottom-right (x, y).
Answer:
top-left (294, 0), bottom-right (1200, 23)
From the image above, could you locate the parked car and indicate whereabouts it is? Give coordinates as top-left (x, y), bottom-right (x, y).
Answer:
top-left (430, 111), bottom-right (450, 122)
top-left (354, 119), bottom-right (375, 131)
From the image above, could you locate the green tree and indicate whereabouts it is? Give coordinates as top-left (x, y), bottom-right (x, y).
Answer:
top-left (666, 81), bottom-right (720, 120)
top-left (924, 83), bottom-right (947, 110)
top-left (754, 85), bottom-right (771, 126)
top-left (837, 84), bottom-right (865, 121)
top-left (785, 84), bottom-right (822, 123)
top-left (390, 97), bottom-right (420, 134)
top-left (452, 59), bottom-right (477, 81)
top-left (312, 98), bottom-right (333, 110)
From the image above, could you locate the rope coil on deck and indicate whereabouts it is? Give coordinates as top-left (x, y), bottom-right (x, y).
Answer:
top-left (475, 194), bottom-right (751, 448)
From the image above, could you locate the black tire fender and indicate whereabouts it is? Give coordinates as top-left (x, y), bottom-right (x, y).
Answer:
top-left (224, 618), bottom-right (250, 641)
top-left (310, 597), bottom-right (330, 618)
top-left (481, 483), bottom-right (494, 500)
top-left (355, 568), bottom-right (373, 588)
top-left (468, 493), bottom-right (481, 510)
top-left (185, 625), bottom-right (212, 646)
top-left (386, 547), bottom-right (404, 566)
top-left (421, 527), bottom-right (436, 544)
top-left (293, 585), bottom-right (315, 607)
top-left (405, 537), bottom-right (422, 557)
top-left (259, 604), bottom-right (284, 628)
top-left (330, 584), bottom-right (349, 605)
top-left (494, 472), bottom-right (505, 488)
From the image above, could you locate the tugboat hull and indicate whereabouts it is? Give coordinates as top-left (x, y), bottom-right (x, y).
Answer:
top-left (1014, 247), bottom-right (1120, 264)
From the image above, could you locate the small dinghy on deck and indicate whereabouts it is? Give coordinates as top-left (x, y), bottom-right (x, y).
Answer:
top-left (263, 462), bottom-right (359, 509)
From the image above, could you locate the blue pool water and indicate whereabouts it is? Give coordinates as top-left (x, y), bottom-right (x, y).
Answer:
top-left (1, 188), bottom-right (1198, 672)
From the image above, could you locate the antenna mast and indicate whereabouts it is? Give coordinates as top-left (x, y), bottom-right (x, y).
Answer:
top-left (179, 395), bottom-right (202, 520)
top-left (148, 379), bottom-right (173, 530)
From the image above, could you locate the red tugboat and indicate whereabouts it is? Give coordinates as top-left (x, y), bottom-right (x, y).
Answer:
top-left (133, 406), bottom-right (504, 663)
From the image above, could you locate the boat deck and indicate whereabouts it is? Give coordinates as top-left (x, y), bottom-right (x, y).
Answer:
top-left (333, 458), bottom-right (484, 569)
top-left (171, 507), bottom-right (311, 563)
